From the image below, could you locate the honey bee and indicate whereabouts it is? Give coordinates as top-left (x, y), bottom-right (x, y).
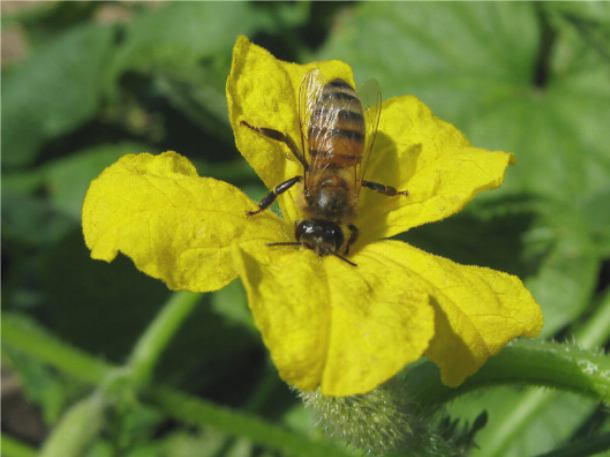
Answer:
top-left (242, 70), bottom-right (407, 266)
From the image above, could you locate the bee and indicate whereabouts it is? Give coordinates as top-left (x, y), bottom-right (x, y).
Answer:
top-left (241, 70), bottom-right (407, 266)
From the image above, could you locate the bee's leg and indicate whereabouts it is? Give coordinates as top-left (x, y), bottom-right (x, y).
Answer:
top-left (240, 121), bottom-right (309, 170)
top-left (344, 224), bottom-right (359, 256)
top-left (246, 176), bottom-right (302, 216)
top-left (331, 252), bottom-right (357, 267)
top-left (361, 180), bottom-right (408, 197)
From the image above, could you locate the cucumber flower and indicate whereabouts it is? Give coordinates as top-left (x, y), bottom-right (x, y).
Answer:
top-left (82, 36), bottom-right (542, 396)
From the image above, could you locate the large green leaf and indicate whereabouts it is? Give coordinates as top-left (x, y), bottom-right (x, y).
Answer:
top-left (2, 24), bottom-right (115, 168)
top-left (111, 3), bottom-right (267, 77)
top-left (447, 388), bottom-right (596, 457)
top-left (2, 190), bottom-right (75, 247)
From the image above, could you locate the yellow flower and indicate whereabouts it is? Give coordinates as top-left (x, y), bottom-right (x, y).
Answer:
top-left (82, 36), bottom-right (543, 397)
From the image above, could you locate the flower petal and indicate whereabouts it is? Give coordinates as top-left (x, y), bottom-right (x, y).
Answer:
top-left (368, 241), bottom-right (543, 386)
top-left (226, 36), bottom-right (353, 222)
top-left (357, 96), bottom-right (513, 241)
top-left (232, 241), bottom-right (435, 396)
top-left (82, 152), bottom-right (288, 292)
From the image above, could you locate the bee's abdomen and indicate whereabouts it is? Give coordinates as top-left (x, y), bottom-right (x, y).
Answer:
top-left (308, 79), bottom-right (364, 167)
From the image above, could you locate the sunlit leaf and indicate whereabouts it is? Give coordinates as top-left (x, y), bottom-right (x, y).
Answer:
top-left (2, 24), bottom-right (114, 168)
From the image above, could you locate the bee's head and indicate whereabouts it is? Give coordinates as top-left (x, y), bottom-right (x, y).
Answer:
top-left (295, 219), bottom-right (344, 256)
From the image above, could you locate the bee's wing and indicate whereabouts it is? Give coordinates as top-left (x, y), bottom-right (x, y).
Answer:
top-left (298, 69), bottom-right (330, 189)
top-left (355, 78), bottom-right (382, 191)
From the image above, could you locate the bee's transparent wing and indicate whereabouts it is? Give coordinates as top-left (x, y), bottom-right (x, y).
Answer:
top-left (356, 78), bottom-right (382, 191)
top-left (298, 69), bottom-right (335, 189)
top-left (298, 69), bottom-right (324, 160)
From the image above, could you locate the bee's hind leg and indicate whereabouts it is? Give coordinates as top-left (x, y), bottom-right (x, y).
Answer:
top-left (344, 224), bottom-right (359, 256)
top-left (246, 176), bottom-right (302, 216)
top-left (362, 180), bottom-right (408, 197)
top-left (240, 121), bottom-right (309, 170)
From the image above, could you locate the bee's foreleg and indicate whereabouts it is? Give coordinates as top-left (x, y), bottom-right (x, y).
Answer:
top-left (240, 121), bottom-right (309, 171)
top-left (246, 176), bottom-right (302, 216)
top-left (361, 180), bottom-right (408, 197)
top-left (344, 224), bottom-right (359, 256)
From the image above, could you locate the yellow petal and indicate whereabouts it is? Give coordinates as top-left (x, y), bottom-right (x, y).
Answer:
top-left (82, 152), bottom-right (288, 292)
top-left (226, 35), bottom-right (353, 222)
top-left (368, 241), bottom-right (543, 386)
top-left (357, 96), bottom-right (513, 241)
top-left (232, 241), bottom-right (434, 396)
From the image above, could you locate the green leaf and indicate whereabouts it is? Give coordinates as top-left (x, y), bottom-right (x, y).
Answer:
top-left (448, 388), bottom-right (596, 457)
top-left (525, 231), bottom-right (600, 335)
top-left (581, 187), bottom-right (610, 255)
top-left (545, 1), bottom-right (610, 27)
top-left (2, 190), bottom-right (75, 247)
top-left (1, 169), bottom-right (45, 195)
top-left (2, 24), bottom-right (115, 169)
top-left (111, 3), bottom-right (260, 77)
top-left (109, 2), bottom-right (308, 136)
top-left (3, 344), bottom-right (79, 426)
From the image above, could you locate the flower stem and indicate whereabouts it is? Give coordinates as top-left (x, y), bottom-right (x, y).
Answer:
top-left (1, 313), bottom-right (356, 457)
top-left (38, 393), bottom-right (107, 457)
top-left (10, 292), bottom-right (200, 457)
top-left (1, 313), bottom-right (111, 384)
top-left (128, 292), bottom-right (200, 386)
top-left (405, 339), bottom-right (610, 406)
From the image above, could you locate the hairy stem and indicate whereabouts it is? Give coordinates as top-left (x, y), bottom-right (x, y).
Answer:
top-left (405, 339), bottom-right (610, 407)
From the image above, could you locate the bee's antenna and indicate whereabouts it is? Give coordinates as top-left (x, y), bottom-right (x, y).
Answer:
top-left (266, 242), bottom-right (304, 248)
top-left (331, 252), bottom-right (357, 267)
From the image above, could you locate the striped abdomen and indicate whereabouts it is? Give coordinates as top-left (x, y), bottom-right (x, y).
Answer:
top-left (308, 79), bottom-right (364, 168)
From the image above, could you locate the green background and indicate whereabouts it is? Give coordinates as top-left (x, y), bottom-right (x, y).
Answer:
top-left (2, 2), bottom-right (609, 456)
